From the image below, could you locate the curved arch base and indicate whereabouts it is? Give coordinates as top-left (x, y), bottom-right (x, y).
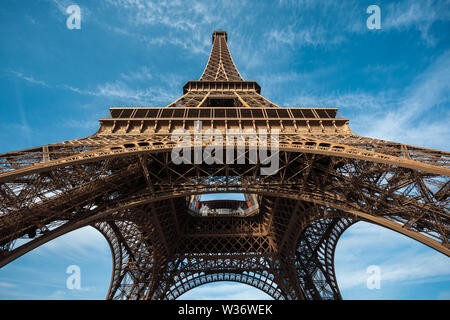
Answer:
top-left (92, 199), bottom-right (355, 300)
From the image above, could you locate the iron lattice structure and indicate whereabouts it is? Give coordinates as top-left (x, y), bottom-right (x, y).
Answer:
top-left (0, 31), bottom-right (449, 300)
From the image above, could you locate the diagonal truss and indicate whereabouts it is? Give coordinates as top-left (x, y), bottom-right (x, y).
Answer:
top-left (0, 31), bottom-right (448, 300)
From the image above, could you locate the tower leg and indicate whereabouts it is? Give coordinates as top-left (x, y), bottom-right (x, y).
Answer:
top-left (294, 217), bottom-right (354, 300)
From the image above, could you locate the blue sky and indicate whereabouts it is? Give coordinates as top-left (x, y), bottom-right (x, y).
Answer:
top-left (0, 0), bottom-right (449, 299)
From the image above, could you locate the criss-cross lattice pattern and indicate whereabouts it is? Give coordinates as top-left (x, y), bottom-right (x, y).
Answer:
top-left (0, 31), bottom-right (449, 300)
top-left (200, 31), bottom-right (243, 81)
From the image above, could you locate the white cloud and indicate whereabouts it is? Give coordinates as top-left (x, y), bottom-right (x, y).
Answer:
top-left (8, 71), bottom-right (50, 87)
top-left (0, 282), bottom-right (16, 288)
top-left (337, 250), bottom-right (450, 290)
top-left (38, 226), bottom-right (110, 261)
top-left (285, 50), bottom-right (450, 151)
top-left (119, 66), bottom-right (153, 82)
top-left (95, 81), bottom-right (178, 104)
top-left (384, 0), bottom-right (450, 45)
top-left (267, 26), bottom-right (345, 48)
top-left (178, 282), bottom-right (273, 300)
top-left (49, 0), bottom-right (93, 22)
top-left (100, 0), bottom-right (240, 55)
top-left (285, 91), bottom-right (395, 110)
top-left (335, 222), bottom-right (450, 291)
top-left (7, 69), bottom-right (179, 106)
top-left (50, 0), bottom-right (71, 15)
top-left (265, 1), bottom-right (364, 49)
top-left (356, 50), bottom-right (450, 149)
top-left (271, 0), bottom-right (450, 47)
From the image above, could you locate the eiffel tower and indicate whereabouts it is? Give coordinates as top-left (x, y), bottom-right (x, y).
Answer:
top-left (0, 31), bottom-right (448, 300)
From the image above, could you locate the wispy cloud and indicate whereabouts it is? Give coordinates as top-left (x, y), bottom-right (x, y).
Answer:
top-left (6, 69), bottom-right (179, 106)
top-left (336, 222), bottom-right (450, 292)
top-left (99, 0), bottom-right (245, 55)
top-left (266, 1), bottom-right (363, 49)
top-left (267, 25), bottom-right (345, 48)
top-left (49, 0), bottom-right (93, 22)
top-left (101, 23), bottom-right (210, 55)
top-left (0, 282), bottom-right (16, 288)
top-left (285, 50), bottom-right (450, 150)
top-left (50, 0), bottom-right (71, 15)
top-left (384, 0), bottom-right (450, 45)
top-left (119, 66), bottom-right (152, 82)
top-left (0, 226), bottom-right (111, 300)
top-left (285, 91), bottom-right (396, 110)
top-left (38, 226), bottom-right (110, 260)
top-left (270, 0), bottom-right (450, 48)
top-left (95, 81), bottom-right (178, 105)
top-left (355, 49), bottom-right (450, 149)
top-left (9, 71), bottom-right (50, 87)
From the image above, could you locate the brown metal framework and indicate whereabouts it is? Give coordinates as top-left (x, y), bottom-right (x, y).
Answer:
top-left (0, 31), bottom-right (449, 300)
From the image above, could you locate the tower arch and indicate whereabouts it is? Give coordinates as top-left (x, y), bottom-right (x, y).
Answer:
top-left (0, 30), bottom-right (448, 300)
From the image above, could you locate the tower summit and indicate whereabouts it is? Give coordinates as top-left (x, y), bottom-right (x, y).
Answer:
top-left (0, 31), bottom-right (448, 300)
top-left (200, 30), bottom-right (243, 81)
top-left (97, 30), bottom-right (349, 136)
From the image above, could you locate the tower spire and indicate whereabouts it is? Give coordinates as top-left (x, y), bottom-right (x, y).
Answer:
top-left (200, 31), bottom-right (244, 81)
